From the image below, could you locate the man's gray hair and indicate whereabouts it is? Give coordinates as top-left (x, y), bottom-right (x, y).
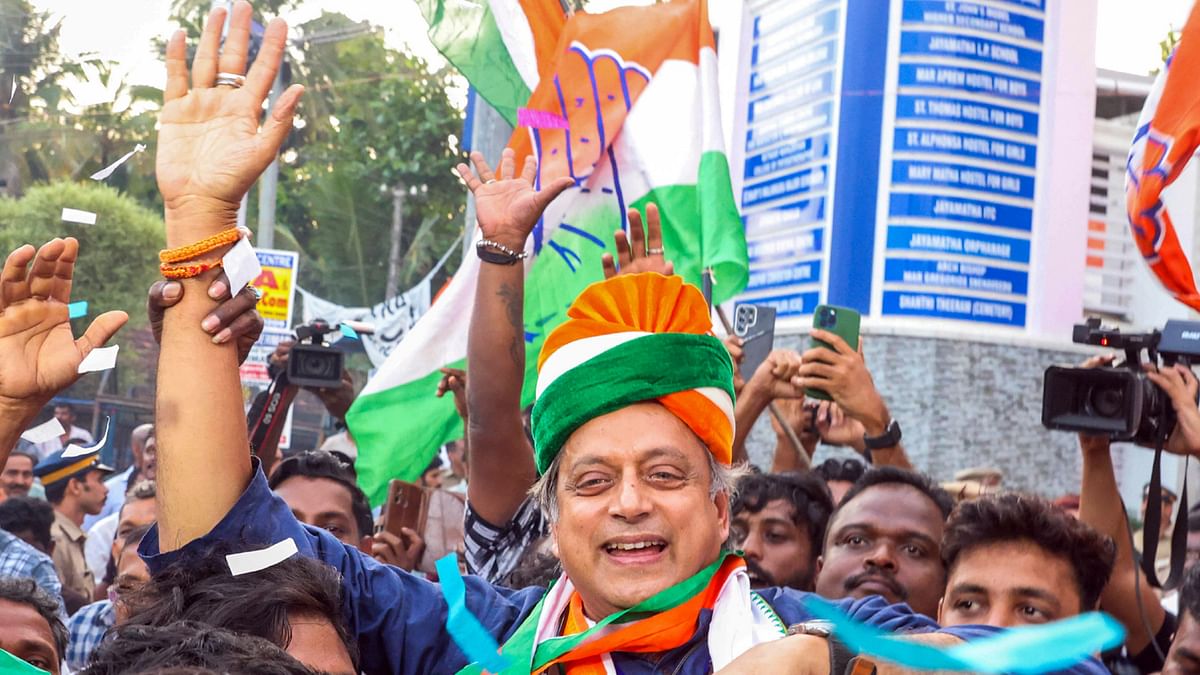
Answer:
top-left (529, 450), bottom-right (747, 522)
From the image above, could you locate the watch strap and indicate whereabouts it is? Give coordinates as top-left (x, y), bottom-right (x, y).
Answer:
top-left (863, 418), bottom-right (902, 451)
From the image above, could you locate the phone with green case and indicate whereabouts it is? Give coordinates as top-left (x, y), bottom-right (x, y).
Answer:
top-left (806, 304), bottom-right (861, 401)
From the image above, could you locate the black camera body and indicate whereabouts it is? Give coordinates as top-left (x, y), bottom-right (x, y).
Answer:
top-left (1042, 318), bottom-right (1200, 444)
top-left (287, 320), bottom-right (344, 389)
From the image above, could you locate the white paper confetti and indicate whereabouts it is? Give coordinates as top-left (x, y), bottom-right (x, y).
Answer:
top-left (20, 418), bottom-right (65, 445)
top-left (8, 76), bottom-right (15, 104)
top-left (62, 417), bottom-right (110, 459)
top-left (222, 237), bottom-right (261, 294)
top-left (77, 344), bottom-right (119, 374)
top-left (62, 208), bottom-right (97, 225)
top-left (227, 538), bottom-right (299, 576)
top-left (90, 143), bottom-right (146, 181)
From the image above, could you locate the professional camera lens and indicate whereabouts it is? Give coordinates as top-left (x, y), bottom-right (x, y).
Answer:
top-left (1085, 384), bottom-right (1125, 419)
top-left (295, 352), bottom-right (338, 378)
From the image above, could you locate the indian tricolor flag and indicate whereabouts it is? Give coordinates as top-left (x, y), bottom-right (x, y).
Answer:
top-left (347, 0), bottom-right (748, 505)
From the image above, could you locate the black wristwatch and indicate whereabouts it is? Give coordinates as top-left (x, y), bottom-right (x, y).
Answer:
top-left (863, 419), bottom-right (902, 451)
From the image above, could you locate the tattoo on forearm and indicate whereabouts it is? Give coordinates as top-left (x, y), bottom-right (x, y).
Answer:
top-left (498, 282), bottom-right (524, 365)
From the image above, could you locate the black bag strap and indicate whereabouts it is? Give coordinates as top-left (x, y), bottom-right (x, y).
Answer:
top-left (1140, 437), bottom-right (1189, 590)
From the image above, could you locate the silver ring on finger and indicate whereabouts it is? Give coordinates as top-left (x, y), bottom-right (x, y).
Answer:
top-left (647, 247), bottom-right (665, 255)
top-left (216, 72), bottom-right (246, 88)
top-left (247, 285), bottom-right (263, 301)
top-left (485, 178), bottom-right (497, 184)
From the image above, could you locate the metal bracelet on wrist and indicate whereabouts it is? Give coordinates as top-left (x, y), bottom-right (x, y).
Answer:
top-left (476, 239), bottom-right (528, 265)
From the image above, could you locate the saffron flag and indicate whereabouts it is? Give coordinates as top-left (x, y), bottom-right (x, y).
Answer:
top-left (1126, 1), bottom-right (1200, 310)
top-left (347, 0), bottom-right (748, 505)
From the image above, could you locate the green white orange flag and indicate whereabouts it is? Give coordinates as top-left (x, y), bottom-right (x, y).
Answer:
top-left (347, 0), bottom-right (748, 506)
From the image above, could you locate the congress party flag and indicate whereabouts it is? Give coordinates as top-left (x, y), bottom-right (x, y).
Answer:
top-left (1127, 1), bottom-right (1200, 310)
top-left (348, 0), bottom-right (748, 505)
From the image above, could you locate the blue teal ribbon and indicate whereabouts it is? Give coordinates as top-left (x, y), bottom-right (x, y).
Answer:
top-left (802, 595), bottom-right (1125, 674)
top-left (339, 323), bottom-right (358, 340)
top-left (68, 300), bottom-right (88, 319)
top-left (436, 553), bottom-right (510, 673)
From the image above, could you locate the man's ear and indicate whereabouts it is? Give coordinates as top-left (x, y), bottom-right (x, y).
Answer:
top-left (714, 490), bottom-right (731, 541)
top-left (358, 535), bottom-right (374, 555)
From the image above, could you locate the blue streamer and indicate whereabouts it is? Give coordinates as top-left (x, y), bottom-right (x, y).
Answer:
top-left (801, 596), bottom-right (1125, 674)
top-left (68, 301), bottom-right (88, 319)
top-left (339, 323), bottom-right (358, 340)
top-left (436, 553), bottom-right (510, 673)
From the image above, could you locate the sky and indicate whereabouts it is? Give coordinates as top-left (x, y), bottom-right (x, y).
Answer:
top-left (25, 0), bottom-right (1200, 107)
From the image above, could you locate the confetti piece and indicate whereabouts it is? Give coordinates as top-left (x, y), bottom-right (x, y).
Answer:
top-left (0, 646), bottom-right (48, 674)
top-left (339, 323), bottom-right (358, 340)
top-left (436, 554), bottom-right (510, 672)
top-left (77, 345), bottom-right (118, 374)
top-left (20, 418), bottom-right (65, 445)
top-left (62, 208), bottom-right (97, 225)
top-left (801, 595), bottom-right (1123, 673)
top-left (90, 143), bottom-right (147, 181)
top-left (517, 107), bottom-right (569, 130)
top-left (227, 539), bottom-right (299, 576)
top-left (222, 238), bottom-right (262, 296)
top-left (8, 76), bottom-right (15, 104)
top-left (68, 301), bottom-right (88, 319)
top-left (63, 417), bottom-right (110, 459)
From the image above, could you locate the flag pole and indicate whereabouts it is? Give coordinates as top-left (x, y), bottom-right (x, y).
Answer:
top-left (710, 274), bottom-right (811, 471)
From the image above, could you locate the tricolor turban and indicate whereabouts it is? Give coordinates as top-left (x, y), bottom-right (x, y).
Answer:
top-left (531, 273), bottom-right (735, 475)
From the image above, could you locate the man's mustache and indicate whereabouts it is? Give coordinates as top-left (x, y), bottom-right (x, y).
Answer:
top-left (844, 571), bottom-right (906, 600)
top-left (744, 558), bottom-right (774, 586)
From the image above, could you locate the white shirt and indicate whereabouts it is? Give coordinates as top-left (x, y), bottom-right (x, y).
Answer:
top-left (33, 425), bottom-right (95, 460)
top-left (83, 512), bottom-right (118, 583)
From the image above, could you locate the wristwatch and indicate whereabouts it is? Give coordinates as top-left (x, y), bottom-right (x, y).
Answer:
top-left (862, 419), bottom-right (902, 451)
top-left (786, 621), bottom-right (861, 675)
top-left (476, 239), bottom-right (528, 265)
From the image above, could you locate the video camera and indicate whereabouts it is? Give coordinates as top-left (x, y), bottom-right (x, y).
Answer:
top-left (288, 320), bottom-right (346, 389)
top-left (1042, 318), bottom-right (1200, 444)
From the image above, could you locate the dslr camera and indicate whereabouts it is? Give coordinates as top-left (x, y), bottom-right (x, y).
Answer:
top-left (287, 320), bottom-right (344, 389)
top-left (1042, 318), bottom-right (1200, 443)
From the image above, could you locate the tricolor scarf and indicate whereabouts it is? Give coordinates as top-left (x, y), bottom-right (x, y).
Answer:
top-left (456, 553), bottom-right (785, 674)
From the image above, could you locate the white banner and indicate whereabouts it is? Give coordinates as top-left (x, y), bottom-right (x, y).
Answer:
top-left (298, 282), bottom-right (432, 367)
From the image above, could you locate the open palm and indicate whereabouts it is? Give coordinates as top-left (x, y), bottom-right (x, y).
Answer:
top-left (0, 239), bottom-right (127, 411)
top-left (156, 2), bottom-right (302, 237)
top-left (456, 149), bottom-right (574, 245)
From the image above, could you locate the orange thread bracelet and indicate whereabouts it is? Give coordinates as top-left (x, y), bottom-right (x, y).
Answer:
top-left (159, 227), bottom-right (242, 264)
top-left (160, 257), bottom-right (224, 280)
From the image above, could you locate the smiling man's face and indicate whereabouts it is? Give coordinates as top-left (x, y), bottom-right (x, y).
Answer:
top-left (815, 483), bottom-right (947, 617)
top-left (551, 402), bottom-right (729, 620)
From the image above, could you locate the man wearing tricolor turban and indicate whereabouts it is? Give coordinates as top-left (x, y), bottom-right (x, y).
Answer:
top-left (96, 9), bottom-right (1077, 673)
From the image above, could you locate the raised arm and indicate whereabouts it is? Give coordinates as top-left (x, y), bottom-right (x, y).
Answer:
top-left (152, 1), bottom-right (303, 549)
top-left (0, 239), bottom-right (127, 464)
top-left (794, 331), bottom-right (912, 469)
top-left (458, 150), bottom-right (572, 525)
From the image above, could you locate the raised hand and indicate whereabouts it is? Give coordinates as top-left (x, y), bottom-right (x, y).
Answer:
top-left (156, 1), bottom-right (304, 241)
top-left (601, 203), bottom-right (675, 278)
top-left (436, 367), bottom-right (468, 422)
top-left (455, 148), bottom-right (574, 250)
top-left (0, 238), bottom-right (127, 417)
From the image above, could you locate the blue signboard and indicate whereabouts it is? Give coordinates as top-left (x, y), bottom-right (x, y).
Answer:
top-left (900, 31), bottom-right (1043, 73)
top-left (892, 127), bottom-right (1037, 169)
top-left (743, 165), bottom-right (829, 210)
top-left (894, 94), bottom-right (1039, 135)
top-left (746, 227), bottom-right (824, 266)
top-left (897, 64), bottom-right (1040, 104)
top-left (878, 0), bottom-right (1044, 327)
top-left (886, 225), bottom-right (1031, 264)
top-left (891, 159), bottom-right (1035, 200)
top-left (901, 1), bottom-right (1045, 42)
top-left (883, 258), bottom-right (1029, 296)
top-left (744, 134), bottom-right (832, 181)
top-left (747, 260), bottom-right (824, 293)
top-left (751, 41), bottom-right (837, 93)
top-left (746, 290), bottom-right (822, 318)
top-left (881, 290), bottom-right (1027, 327)
top-left (743, 196), bottom-right (827, 238)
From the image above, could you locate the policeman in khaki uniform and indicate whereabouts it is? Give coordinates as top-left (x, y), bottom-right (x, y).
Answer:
top-left (34, 445), bottom-right (112, 613)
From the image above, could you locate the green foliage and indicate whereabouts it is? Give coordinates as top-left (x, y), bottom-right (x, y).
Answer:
top-left (0, 181), bottom-right (164, 324)
top-left (275, 12), bottom-right (467, 307)
top-left (0, 181), bottom-right (165, 397)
